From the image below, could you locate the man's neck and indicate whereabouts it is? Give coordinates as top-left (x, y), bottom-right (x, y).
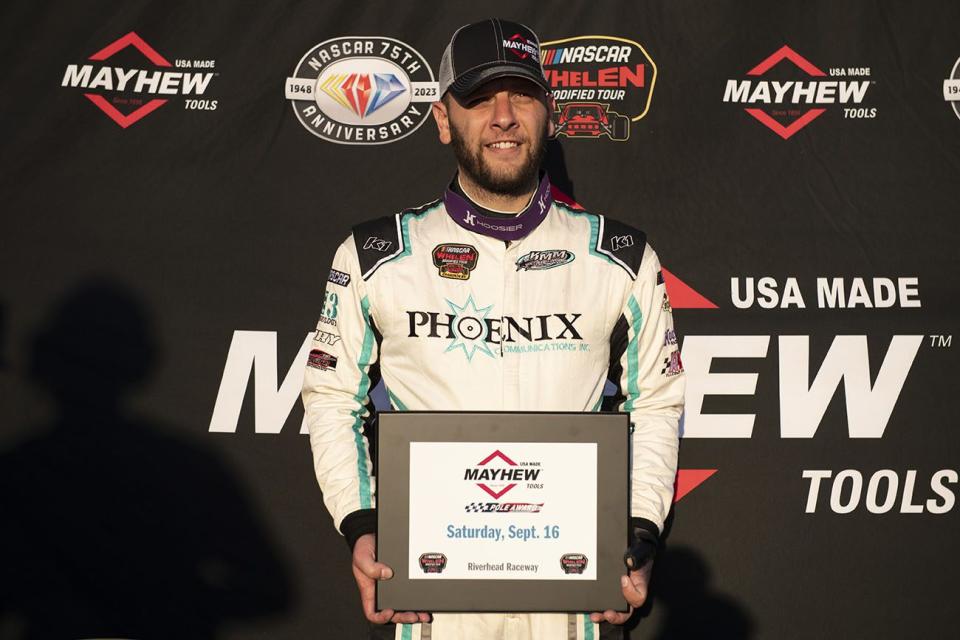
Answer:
top-left (456, 170), bottom-right (538, 214)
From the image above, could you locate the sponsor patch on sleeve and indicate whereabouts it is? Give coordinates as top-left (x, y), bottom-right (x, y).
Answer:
top-left (661, 350), bottom-right (683, 377)
top-left (307, 349), bottom-right (338, 371)
top-left (328, 269), bottom-right (351, 287)
top-left (313, 329), bottom-right (342, 346)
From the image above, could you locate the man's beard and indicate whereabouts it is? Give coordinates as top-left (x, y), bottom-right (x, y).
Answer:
top-left (449, 120), bottom-right (548, 198)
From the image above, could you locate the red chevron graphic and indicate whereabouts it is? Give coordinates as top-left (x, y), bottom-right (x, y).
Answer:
top-left (478, 449), bottom-right (517, 466)
top-left (745, 108), bottom-right (827, 140)
top-left (742, 45), bottom-right (828, 139)
top-left (747, 45), bottom-right (825, 77)
top-left (477, 483), bottom-right (518, 499)
top-left (674, 469), bottom-right (718, 502)
top-left (475, 449), bottom-right (519, 499)
top-left (83, 32), bottom-right (170, 128)
top-left (662, 268), bottom-right (718, 309)
top-left (89, 31), bottom-right (171, 66)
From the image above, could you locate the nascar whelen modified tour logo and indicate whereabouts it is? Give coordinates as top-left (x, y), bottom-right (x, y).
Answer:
top-left (540, 35), bottom-right (657, 142)
top-left (285, 37), bottom-right (438, 145)
top-left (723, 45), bottom-right (875, 139)
top-left (61, 32), bottom-right (218, 128)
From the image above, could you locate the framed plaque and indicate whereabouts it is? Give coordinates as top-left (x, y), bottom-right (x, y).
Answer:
top-left (376, 411), bottom-right (630, 612)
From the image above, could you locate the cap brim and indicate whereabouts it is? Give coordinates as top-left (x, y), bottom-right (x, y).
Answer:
top-left (448, 63), bottom-right (551, 99)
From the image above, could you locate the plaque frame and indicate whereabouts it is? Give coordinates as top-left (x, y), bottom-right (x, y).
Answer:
top-left (375, 411), bottom-right (630, 612)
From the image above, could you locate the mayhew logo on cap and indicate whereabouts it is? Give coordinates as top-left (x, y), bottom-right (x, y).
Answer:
top-left (722, 45), bottom-right (875, 139)
top-left (61, 31), bottom-right (218, 128)
top-left (285, 37), bottom-right (438, 145)
top-left (503, 33), bottom-right (539, 62)
top-left (540, 35), bottom-right (656, 143)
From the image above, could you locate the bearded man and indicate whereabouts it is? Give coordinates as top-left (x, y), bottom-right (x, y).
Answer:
top-left (302, 18), bottom-right (684, 640)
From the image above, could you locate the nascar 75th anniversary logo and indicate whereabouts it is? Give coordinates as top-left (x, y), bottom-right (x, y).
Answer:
top-left (285, 37), bottom-right (438, 145)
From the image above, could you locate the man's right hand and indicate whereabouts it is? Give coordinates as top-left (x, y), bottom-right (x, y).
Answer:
top-left (353, 533), bottom-right (432, 625)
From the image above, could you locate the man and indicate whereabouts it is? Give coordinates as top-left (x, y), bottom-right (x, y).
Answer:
top-left (302, 19), bottom-right (684, 640)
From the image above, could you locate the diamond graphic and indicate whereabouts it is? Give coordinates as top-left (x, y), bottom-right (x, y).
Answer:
top-left (318, 74), bottom-right (351, 110)
top-left (368, 73), bottom-right (405, 113)
top-left (343, 74), bottom-right (371, 117)
top-left (319, 72), bottom-right (406, 118)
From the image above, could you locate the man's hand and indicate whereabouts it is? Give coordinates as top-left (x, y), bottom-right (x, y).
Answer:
top-left (352, 533), bottom-right (431, 625)
top-left (589, 559), bottom-right (653, 625)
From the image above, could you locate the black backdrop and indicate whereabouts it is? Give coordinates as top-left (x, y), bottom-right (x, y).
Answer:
top-left (2, 1), bottom-right (959, 638)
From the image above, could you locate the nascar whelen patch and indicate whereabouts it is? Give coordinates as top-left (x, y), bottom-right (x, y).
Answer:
top-left (433, 243), bottom-right (479, 280)
top-left (419, 552), bottom-right (448, 574)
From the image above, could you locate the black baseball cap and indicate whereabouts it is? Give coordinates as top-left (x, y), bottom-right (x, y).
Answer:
top-left (438, 19), bottom-right (550, 99)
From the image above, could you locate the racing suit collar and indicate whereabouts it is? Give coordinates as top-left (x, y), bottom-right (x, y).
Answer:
top-left (443, 171), bottom-right (553, 242)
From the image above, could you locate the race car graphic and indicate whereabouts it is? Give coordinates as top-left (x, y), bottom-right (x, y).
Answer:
top-left (554, 102), bottom-right (630, 141)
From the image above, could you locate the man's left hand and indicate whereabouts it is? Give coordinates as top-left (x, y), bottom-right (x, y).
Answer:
top-left (589, 559), bottom-right (653, 625)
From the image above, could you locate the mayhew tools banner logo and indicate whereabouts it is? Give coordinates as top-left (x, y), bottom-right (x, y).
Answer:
top-left (61, 32), bottom-right (218, 128)
top-left (723, 45), bottom-right (875, 139)
top-left (285, 37), bottom-right (438, 145)
top-left (944, 57), bottom-right (960, 121)
top-left (540, 35), bottom-right (656, 142)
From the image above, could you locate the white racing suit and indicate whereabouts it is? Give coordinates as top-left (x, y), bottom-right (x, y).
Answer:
top-left (302, 175), bottom-right (684, 640)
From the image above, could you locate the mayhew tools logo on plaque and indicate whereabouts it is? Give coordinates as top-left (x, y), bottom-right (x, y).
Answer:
top-left (285, 36), bottom-right (438, 145)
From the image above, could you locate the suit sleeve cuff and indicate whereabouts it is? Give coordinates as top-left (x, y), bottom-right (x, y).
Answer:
top-left (340, 508), bottom-right (377, 550)
top-left (630, 517), bottom-right (661, 544)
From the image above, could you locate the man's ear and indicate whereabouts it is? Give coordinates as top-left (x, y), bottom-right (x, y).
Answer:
top-left (432, 99), bottom-right (451, 145)
top-left (546, 93), bottom-right (558, 139)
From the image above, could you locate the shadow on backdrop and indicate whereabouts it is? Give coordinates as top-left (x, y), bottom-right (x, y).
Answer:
top-left (626, 544), bottom-right (754, 640)
top-left (545, 138), bottom-right (576, 201)
top-left (0, 300), bottom-right (7, 369)
top-left (0, 280), bottom-right (293, 639)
